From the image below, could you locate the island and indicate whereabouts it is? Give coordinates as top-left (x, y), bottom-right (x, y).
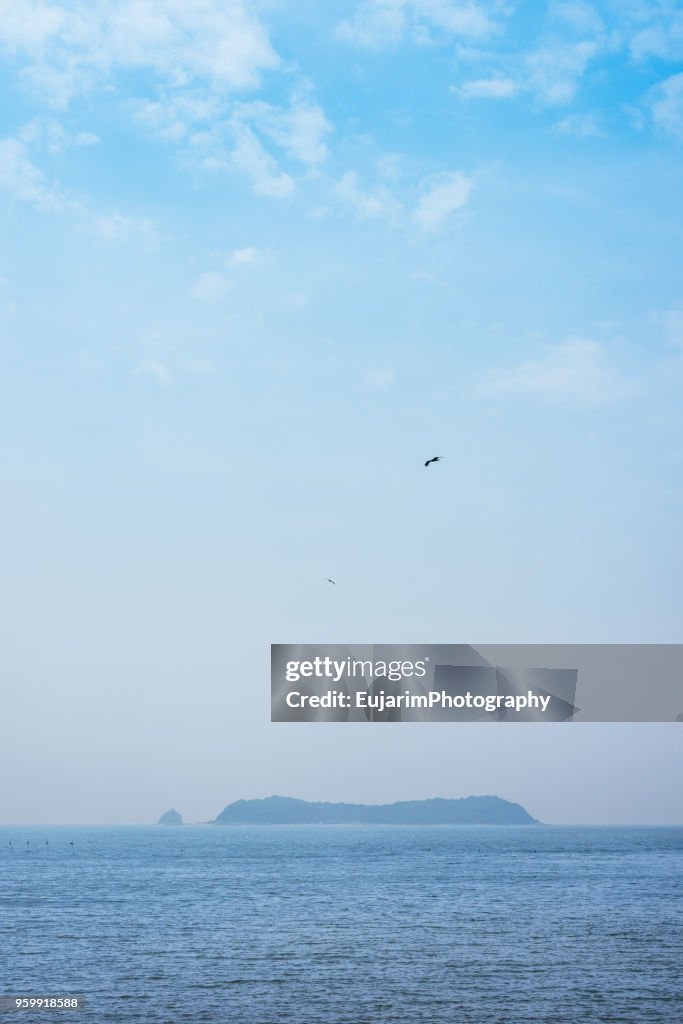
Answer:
top-left (157, 808), bottom-right (183, 826)
top-left (213, 795), bottom-right (537, 825)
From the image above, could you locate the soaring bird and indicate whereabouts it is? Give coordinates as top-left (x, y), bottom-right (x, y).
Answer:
top-left (327, 578), bottom-right (336, 585)
top-left (424, 456), bottom-right (442, 467)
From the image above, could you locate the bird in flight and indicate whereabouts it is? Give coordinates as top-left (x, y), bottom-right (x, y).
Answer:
top-left (424, 456), bottom-right (442, 467)
top-left (327, 578), bottom-right (336, 585)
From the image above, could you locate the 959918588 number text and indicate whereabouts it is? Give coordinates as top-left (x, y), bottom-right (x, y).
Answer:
top-left (0, 996), bottom-right (85, 1012)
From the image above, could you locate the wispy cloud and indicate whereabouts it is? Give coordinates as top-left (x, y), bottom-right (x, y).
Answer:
top-left (553, 112), bottom-right (605, 138)
top-left (19, 117), bottom-right (99, 153)
top-left (455, 77), bottom-right (519, 99)
top-left (550, 1), bottom-right (604, 37)
top-left (333, 171), bottom-right (403, 222)
top-left (525, 40), bottom-right (600, 106)
top-left (337, 0), bottom-right (498, 50)
top-left (138, 90), bottom-right (329, 198)
top-left (234, 96), bottom-right (331, 168)
top-left (414, 171), bottom-right (472, 231)
top-left (229, 123), bottom-right (295, 198)
top-left (0, 0), bottom-right (278, 106)
top-left (0, 133), bottom-right (156, 243)
top-left (134, 93), bottom-right (221, 143)
top-left (133, 359), bottom-right (172, 385)
top-left (655, 309), bottom-right (683, 349)
top-left (0, 137), bottom-right (68, 210)
top-left (0, 5), bottom-right (333, 207)
top-left (481, 338), bottom-right (636, 406)
top-left (87, 212), bottom-right (156, 243)
top-left (647, 73), bottom-right (683, 142)
top-left (191, 271), bottom-right (233, 302)
top-left (363, 368), bottom-right (395, 390)
top-left (629, 8), bottom-right (683, 62)
top-left (229, 246), bottom-right (259, 266)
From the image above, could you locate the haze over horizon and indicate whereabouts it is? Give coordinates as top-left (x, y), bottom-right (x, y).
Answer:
top-left (4, 720), bottom-right (683, 827)
top-left (1, 1), bottom-right (682, 827)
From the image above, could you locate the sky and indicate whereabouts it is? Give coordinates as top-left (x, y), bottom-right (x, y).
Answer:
top-left (1, 0), bottom-right (682, 825)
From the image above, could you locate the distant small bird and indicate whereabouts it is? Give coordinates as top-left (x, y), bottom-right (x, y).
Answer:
top-left (69, 841), bottom-right (75, 854)
top-left (8, 841), bottom-right (13, 852)
top-left (326, 578), bottom-right (336, 585)
top-left (424, 456), bottom-right (442, 467)
top-left (25, 841), bottom-right (30, 853)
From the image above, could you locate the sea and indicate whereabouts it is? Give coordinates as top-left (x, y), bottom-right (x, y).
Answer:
top-left (1, 825), bottom-right (682, 1023)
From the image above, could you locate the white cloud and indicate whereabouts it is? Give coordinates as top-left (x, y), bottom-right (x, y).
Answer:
top-left (0, 0), bottom-right (279, 106)
top-left (0, 0), bottom-right (65, 51)
top-left (648, 73), bottom-right (683, 142)
top-left (191, 271), bottom-right (232, 302)
top-left (413, 171), bottom-right (472, 230)
top-left (0, 4), bottom-right (334, 204)
top-left (553, 112), bottom-right (605, 137)
top-left (364, 368), bottom-right (395, 389)
top-left (87, 212), bottom-right (156, 243)
top-left (456, 77), bottom-right (519, 99)
top-left (229, 246), bottom-right (259, 265)
top-left (525, 40), bottom-right (599, 105)
top-left (656, 309), bottom-right (683, 349)
top-left (19, 117), bottom-right (65, 152)
top-left (236, 97), bottom-right (331, 167)
top-left (376, 153), bottom-right (404, 181)
top-left (0, 138), bottom-right (65, 209)
top-left (0, 134), bottom-right (156, 241)
top-left (337, 0), bottom-right (497, 50)
top-left (133, 359), bottom-right (171, 384)
top-left (336, 1), bottom-right (409, 49)
top-left (332, 169), bottom-right (472, 231)
top-left (18, 117), bottom-right (100, 152)
top-left (139, 91), bottom-right (330, 196)
top-left (135, 93), bottom-right (221, 142)
top-left (481, 338), bottom-right (635, 406)
top-left (333, 170), bottom-right (402, 222)
top-left (229, 124), bottom-right (295, 198)
top-left (629, 10), bottom-right (683, 62)
top-left (550, 1), bottom-right (604, 36)
top-left (455, 6), bottom-right (608, 110)
top-left (419, 0), bottom-right (495, 37)
top-left (136, 99), bottom-right (189, 142)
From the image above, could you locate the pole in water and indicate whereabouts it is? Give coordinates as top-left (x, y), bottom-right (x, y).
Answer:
top-left (8, 841), bottom-right (13, 852)
top-left (25, 841), bottom-right (30, 853)
top-left (69, 841), bottom-right (75, 855)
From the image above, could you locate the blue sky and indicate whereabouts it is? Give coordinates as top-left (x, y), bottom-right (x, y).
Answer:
top-left (1, 1), bottom-right (682, 823)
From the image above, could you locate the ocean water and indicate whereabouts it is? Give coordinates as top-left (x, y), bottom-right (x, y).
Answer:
top-left (1, 825), bottom-right (682, 1023)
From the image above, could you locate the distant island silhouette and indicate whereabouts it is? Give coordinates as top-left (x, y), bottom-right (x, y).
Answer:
top-left (158, 808), bottom-right (183, 826)
top-left (212, 795), bottom-right (538, 825)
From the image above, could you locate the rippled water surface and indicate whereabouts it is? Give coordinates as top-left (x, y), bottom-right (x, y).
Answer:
top-left (1, 825), bottom-right (682, 1023)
